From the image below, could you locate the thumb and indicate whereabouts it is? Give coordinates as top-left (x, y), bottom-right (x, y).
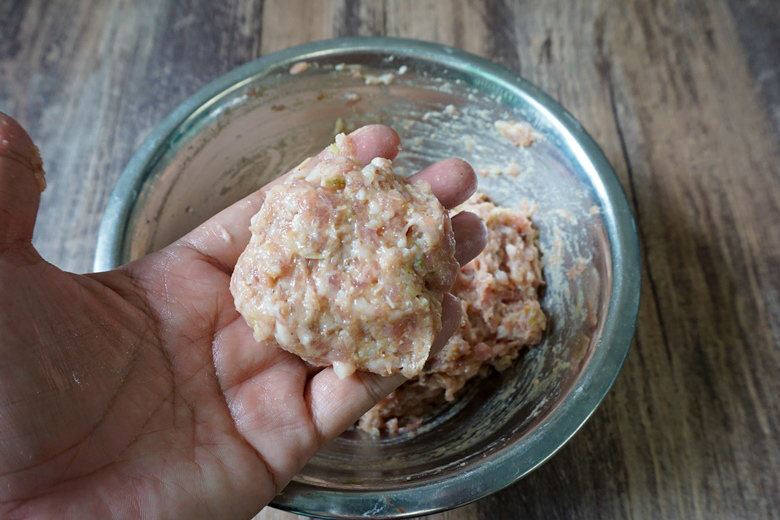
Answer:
top-left (0, 112), bottom-right (46, 246)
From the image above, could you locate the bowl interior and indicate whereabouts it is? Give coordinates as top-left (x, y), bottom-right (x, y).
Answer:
top-left (102, 40), bottom-right (632, 518)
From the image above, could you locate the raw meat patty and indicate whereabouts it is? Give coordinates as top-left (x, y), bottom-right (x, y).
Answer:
top-left (359, 193), bottom-right (546, 435)
top-left (230, 134), bottom-right (459, 379)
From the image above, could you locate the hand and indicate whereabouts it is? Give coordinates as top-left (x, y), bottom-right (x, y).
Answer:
top-left (0, 114), bottom-right (486, 519)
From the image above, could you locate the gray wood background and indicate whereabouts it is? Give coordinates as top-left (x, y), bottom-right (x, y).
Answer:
top-left (2, 0), bottom-right (779, 518)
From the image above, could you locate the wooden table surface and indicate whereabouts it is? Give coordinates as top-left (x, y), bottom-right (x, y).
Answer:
top-left (2, 0), bottom-right (779, 518)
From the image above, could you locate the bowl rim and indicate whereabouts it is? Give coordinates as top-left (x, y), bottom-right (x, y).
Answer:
top-left (94, 36), bottom-right (641, 519)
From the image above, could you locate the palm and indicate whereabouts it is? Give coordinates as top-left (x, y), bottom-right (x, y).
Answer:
top-left (1, 245), bottom-right (267, 517)
top-left (0, 118), bottom-right (484, 518)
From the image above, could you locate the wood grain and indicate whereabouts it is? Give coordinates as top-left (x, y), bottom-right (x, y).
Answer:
top-left (1, 0), bottom-right (778, 518)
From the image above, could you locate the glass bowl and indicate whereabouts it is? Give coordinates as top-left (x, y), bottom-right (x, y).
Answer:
top-left (95, 37), bottom-right (640, 518)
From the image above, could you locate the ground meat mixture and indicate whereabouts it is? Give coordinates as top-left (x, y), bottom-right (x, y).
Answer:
top-left (230, 134), bottom-right (458, 379)
top-left (495, 120), bottom-right (536, 147)
top-left (359, 193), bottom-right (546, 436)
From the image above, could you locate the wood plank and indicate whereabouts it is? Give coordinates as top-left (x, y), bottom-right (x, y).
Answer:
top-left (599, 0), bottom-right (780, 516)
top-left (261, 0), bottom-right (343, 52)
top-left (726, 0), bottom-right (780, 136)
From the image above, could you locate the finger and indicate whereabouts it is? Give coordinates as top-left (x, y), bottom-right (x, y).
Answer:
top-left (0, 113), bottom-right (46, 246)
top-left (409, 158), bottom-right (477, 209)
top-left (173, 125), bottom-right (401, 272)
top-left (431, 292), bottom-right (461, 357)
top-left (451, 211), bottom-right (488, 266)
top-left (307, 367), bottom-right (406, 441)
